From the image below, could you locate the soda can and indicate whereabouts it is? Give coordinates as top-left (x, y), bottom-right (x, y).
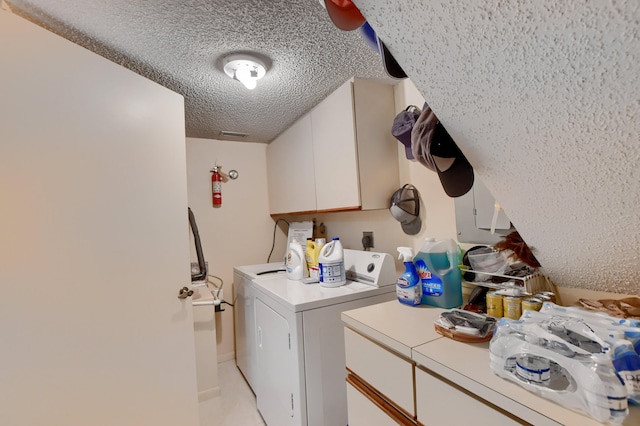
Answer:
top-left (486, 291), bottom-right (504, 318)
top-left (503, 296), bottom-right (522, 320)
top-left (521, 297), bottom-right (543, 312)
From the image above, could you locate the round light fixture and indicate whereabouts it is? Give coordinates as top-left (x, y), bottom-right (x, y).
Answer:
top-left (223, 53), bottom-right (268, 90)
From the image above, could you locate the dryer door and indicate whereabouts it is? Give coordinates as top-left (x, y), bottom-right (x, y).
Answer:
top-left (255, 298), bottom-right (296, 426)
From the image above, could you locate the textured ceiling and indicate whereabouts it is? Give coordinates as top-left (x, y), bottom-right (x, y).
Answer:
top-left (6, 0), bottom-right (390, 143)
top-left (356, 0), bottom-right (640, 295)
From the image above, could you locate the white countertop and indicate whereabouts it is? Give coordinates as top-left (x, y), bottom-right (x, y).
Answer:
top-left (342, 300), bottom-right (640, 426)
top-left (341, 301), bottom-right (444, 358)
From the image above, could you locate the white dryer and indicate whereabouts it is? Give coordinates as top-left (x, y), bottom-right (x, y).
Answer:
top-left (233, 250), bottom-right (397, 426)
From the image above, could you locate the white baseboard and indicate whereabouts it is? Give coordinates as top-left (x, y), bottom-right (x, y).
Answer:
top-left (217, 350), bottom-right (235, 363)
top-left (198, 386), bottom-right (221, 402)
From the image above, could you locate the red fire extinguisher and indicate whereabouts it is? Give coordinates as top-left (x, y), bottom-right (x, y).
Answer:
top-left (211, 166), bottom-right (222, 207)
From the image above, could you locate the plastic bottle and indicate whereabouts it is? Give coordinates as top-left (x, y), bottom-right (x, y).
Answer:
top-left (396, 247), bottom-right (421, 306)
top-left (286, 239), bottom-right (308, 280)
top-left (318, 237), bottom-right (346, 287)
top-left (309, 238), bottom-right (326, 281)
top-left (314, 238), bottom-right (326, 259)
top-left (414, 237), bottom-right (463, 308)
top-left (586, 353), bottom-right (628, 423)
top-left (305, 238), bottom-right (318, 279)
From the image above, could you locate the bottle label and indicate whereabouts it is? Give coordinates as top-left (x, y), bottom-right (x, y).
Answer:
top-left (396, 277), bottom-right (421, 306)
top-left (319, 261), bottom-right (345, 283)
top-left (414, 259), bottom-right (443, 297)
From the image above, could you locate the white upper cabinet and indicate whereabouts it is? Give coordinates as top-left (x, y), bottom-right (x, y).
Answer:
top-left (311, 79), bottom-right (361, 211)
top-left (266, 78), bottom-right (399, 215)
top-left (266, 113), bottom-right (316, 215)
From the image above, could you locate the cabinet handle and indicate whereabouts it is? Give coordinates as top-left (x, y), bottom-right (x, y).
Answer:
top-left (346, 374), bottom-right (416, 425)
top-left (257, 326), bottom-right (262, 349)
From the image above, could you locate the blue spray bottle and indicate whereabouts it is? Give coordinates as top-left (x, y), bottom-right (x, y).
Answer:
top-left (396, 247), bottom-right (421, 306)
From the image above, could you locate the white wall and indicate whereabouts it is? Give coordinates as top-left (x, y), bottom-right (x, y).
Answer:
top-left (355, 0), bottom-right (640, 295)
top-left (186, 137), bottom-right (280, 361)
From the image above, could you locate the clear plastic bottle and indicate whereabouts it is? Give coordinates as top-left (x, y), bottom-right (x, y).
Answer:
top-left (586, 353), bottom-right (628, 423)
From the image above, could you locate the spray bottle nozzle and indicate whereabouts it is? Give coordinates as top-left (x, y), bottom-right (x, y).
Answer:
top-left (397, 247), bottom-right (414, 262)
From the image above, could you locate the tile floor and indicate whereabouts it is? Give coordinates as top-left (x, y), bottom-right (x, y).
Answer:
top-left (199, 360), bottom-right (265, 426)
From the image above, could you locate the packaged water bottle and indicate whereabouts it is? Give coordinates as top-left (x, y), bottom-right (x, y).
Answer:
top-left (396, 247), bottom-right (421, 306)
top-left (414, 237), bottom-right (462, 308)
top-left (318, 237), bottom-right (346, 287)
top-left (585, 354), bottom-right (628, 423)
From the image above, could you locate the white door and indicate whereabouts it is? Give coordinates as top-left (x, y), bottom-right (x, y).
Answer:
top-left (0, 10), bottom-right (199, 426)
top-left (255, 297), bottom-right (296, 426)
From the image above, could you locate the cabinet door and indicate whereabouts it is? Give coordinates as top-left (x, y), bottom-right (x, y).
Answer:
top-left (266, 113), bottom-right (316, 214)
top-left (233, 273), bottom-right (256, 390)
top-left (352, 78), bottom-right (399, 210)
top-left (344, 327), bottom-right (415, 417)
top-left (415, 367), bottom-right (523, 425)
top-left (255, 298), bottom-right (296, 426)
top-left (346, 379), bottom-right (413, 426)
top-left (311, 79), bottom-right (361, 211)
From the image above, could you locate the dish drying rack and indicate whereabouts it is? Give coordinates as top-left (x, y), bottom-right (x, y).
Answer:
top-left (462, 269), bottom-right (560, 303)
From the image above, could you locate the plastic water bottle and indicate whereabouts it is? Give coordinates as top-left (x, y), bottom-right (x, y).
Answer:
top-left (586, 354), bottom-right (628, 423)
top-left (414, 237), bottom-right (462, 308)
top-left (318, 237), bottom-right (346, 287)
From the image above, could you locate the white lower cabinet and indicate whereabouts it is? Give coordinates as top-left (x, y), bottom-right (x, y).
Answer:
top-left (346, 378), bottom-right (413, 426)
top-left (415, 367), bottom-right (523, 425)
top-left (344, 326), bottom-right (523, 426)
top-left (344, 328), bottom-right (414, 418)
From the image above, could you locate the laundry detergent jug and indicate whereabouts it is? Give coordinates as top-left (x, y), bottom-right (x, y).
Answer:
top-left (286, 239), bottom-right (308, 280)
top-left (318, 237), bottom-right (346, 287)
top-left (414, 237), bottom-right (463, 308)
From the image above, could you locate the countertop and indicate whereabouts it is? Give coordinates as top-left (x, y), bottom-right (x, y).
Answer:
top-left (341, 300), bottom-right (640, 426)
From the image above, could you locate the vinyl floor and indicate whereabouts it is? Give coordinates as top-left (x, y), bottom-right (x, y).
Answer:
top-left (199, 359), bottom-right (265, 426)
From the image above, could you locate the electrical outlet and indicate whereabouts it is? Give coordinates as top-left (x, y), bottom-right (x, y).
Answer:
top-left (362, 232), bottom-right (374, 249)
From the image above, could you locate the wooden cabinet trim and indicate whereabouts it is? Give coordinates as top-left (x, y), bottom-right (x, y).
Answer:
top-left (347, 373), bottom-right (416, 425)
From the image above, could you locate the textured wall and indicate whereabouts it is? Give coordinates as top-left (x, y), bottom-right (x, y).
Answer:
top-left (355, 0), bottom-right (640, 294)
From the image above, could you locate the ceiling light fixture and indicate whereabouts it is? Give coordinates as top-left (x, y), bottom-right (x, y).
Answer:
top-left (223, 53), bottom-right (268, 90)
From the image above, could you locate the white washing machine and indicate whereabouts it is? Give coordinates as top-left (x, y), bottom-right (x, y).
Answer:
top-left (233, 250), bottom-right (397, 426)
